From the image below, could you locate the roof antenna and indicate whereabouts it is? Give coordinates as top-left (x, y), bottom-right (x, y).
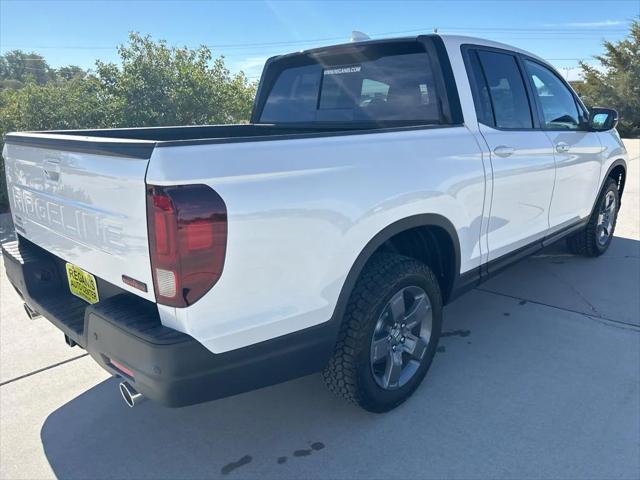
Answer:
top-left (351, 31), bottom-right (371, 42)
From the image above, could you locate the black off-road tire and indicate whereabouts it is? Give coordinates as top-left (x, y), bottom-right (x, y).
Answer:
top-left (322, 253), bottom-right (442, 413)
top-left (567, 178), bottom-right (620, 257)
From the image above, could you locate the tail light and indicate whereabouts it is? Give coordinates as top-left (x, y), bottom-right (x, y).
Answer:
top-left (146, 184), bottom-right (227, 307)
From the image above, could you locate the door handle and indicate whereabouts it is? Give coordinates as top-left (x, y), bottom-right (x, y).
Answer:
top-left (555, 142), bottom-right (570, 153)
top-left (493, 145), bottom-right (515, 157)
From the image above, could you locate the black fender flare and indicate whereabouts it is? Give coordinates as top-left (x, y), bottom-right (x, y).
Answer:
top-left (591, 158), bottom-right (627, 215)
top-left (327, 214), bottom-right (462, 331)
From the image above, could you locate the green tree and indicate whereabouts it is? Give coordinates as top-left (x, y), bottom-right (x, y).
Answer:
top-left (0, 77), bottom-right (113, 209)
top-left (574, 20), bottom-right (640, 138)
top-left (57, 65), bottom-right (87, 81)
top-left (0, 50), bottom-right (56, 88)
top-left (95, 33), bottom-right (255, 126)
top-left (0, 33), bottom-right (256, 211)
top-left (0, 77), bottom-right (113, 133)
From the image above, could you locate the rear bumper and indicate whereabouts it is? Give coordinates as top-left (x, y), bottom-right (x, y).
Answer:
top-left (2, 238), bottom-right (337, 407)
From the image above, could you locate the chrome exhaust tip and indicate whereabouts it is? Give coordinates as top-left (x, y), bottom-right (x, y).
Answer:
top-left (23, 303), bottom-right (41, 319)
top-left (119, 381), bottom-right (145, 408)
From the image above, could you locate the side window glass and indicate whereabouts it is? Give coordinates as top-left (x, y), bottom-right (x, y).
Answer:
top-left (523, 60), bottom-right (581, 130)
top-left (477, 50), bottom-right (533, 129)
top-left (466, 50), bottom-right (494, 126)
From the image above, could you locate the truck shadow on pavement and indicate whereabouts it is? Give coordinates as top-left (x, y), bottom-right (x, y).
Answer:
top-left (39, 237), bottom-right (640, 479)
top-left (41, 373), bottom-right (368, 479)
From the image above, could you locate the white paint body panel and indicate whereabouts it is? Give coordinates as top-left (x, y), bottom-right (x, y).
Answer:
top-left (478, 125), bottom-right (556, 260)
top-left (545, 130), bottom-right (604, 231)
top-left (2, 142), bottom-right (155, 301)
top-left (147, 127), bottom-right (487, 351)
top-left (596, 131), bottom-right (628, 186)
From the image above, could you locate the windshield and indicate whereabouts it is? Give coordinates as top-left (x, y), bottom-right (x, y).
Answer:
top-left (259, 48), bottom-right (441, 125)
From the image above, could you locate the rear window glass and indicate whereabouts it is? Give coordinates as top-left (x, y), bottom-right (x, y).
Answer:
top-left (259, 51), bottom-right (441, 124)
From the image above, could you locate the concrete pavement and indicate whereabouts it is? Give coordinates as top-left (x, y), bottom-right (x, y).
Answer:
top-left (1, 140), bottom-right (638, 479)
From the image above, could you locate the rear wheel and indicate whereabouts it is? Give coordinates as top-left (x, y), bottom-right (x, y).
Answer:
top-left (567, 178), bottom-right (619, 257)
top-left (322, 253), bottom-right (442, 412)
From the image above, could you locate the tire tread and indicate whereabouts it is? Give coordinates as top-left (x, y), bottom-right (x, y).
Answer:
top-left (322, 253), bottom-right (441, 411)
top-left (567, 178), bottom-right (619, 257)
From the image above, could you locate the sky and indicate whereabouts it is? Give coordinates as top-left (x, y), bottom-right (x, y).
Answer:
top-left (1, 0), bottom-right (638, 82)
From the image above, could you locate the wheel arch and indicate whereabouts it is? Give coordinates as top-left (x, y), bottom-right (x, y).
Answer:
top-left (593, 159), bottom-right (627, 215)
top-left (328, 214), bottom-right (462, 331)
top-left (606, 160), bottom-right (627, 202)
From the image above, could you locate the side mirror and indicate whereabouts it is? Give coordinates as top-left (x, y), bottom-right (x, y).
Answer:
top-left (589, 107), bottom-right (618, 131)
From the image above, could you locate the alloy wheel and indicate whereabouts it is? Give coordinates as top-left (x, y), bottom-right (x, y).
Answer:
top-left (596, 190), bottom-right (616, 246)
top-left (370, 286), bottom-right (433, 390)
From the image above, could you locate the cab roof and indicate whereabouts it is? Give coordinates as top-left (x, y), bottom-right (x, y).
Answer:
top-left (288, 33), bottom-right (547, 66)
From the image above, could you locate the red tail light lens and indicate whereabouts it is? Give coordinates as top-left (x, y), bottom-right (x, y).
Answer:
top-left (146, 184), bottom-right (227, 307)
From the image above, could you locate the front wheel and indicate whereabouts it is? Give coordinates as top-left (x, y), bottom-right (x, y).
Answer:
top-left (567, 178), bottom-right (620, 257)
top-left (322, 253), bottom-right (442, 412)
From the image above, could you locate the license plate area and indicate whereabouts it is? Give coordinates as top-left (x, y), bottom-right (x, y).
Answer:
top-left (65, 263), bottom-right (99, 304)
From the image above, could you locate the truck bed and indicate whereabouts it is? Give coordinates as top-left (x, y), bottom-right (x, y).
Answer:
top-left (43, 124), bottom-right (327, 141)
top-left (5, 122), bottom-right (444, 158)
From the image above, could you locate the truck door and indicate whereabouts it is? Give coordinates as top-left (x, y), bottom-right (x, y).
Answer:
top-left (520, 58), bottom-right (603, 231)
top-left (464, 47), bottom-right (556, 266)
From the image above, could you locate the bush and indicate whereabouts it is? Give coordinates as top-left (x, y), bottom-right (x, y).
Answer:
top-left (573, 20), bottom-right (640, 138)
top-left (0, 33), bottom-right (256, 212)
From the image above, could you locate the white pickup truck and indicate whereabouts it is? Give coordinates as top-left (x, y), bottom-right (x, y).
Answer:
top-left (1, 34), bottom-right (628, 412)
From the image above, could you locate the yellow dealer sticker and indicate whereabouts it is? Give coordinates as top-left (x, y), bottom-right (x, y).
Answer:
top-left (65, 263), bottom-right (99, 304)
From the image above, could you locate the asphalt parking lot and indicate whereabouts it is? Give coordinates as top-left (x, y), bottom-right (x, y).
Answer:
top-left (1, 140), bottom-right (638, 480)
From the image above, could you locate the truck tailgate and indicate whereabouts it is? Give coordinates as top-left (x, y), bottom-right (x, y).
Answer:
top-left (3, 134), bottom-right (156, 301)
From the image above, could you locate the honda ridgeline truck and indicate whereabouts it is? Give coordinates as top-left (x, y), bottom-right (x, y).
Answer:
top-left (1, 35), bottom-right (627, 412)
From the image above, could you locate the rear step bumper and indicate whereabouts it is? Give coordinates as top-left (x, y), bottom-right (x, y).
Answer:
top-left (1, 238), bottom-right (337, 407)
